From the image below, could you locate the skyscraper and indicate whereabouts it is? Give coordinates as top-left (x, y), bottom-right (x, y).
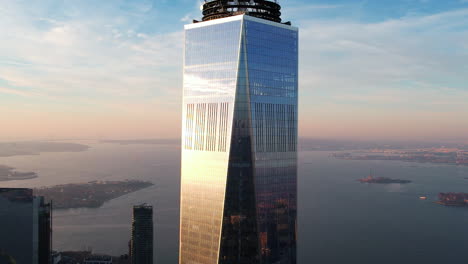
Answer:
top-left (131, 204), bottom-right (153, 264)
top-left (180, 1), bottom-right (298, 264)
top-left (37, 197), bottom-right (52, 264)
top-left (0, 188), bottom-right (52, 264)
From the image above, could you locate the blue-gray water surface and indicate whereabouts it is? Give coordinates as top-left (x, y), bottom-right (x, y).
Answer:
top-left (1, 141), bottom-right (467, 263)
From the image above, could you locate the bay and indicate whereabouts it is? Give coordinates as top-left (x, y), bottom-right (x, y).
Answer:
top-left (1, 141), bottom-right (467, 263)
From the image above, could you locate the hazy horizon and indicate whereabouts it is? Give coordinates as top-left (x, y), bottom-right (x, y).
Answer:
top-left (1, 136), bottom-right (467, 146)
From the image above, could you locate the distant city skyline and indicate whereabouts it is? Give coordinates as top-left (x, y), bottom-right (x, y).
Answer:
top-left (0, 0), bottom-right (467, 141)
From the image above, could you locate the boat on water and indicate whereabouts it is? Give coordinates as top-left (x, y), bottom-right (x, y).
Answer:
top-left (419, 196), bottom-right (428, 200)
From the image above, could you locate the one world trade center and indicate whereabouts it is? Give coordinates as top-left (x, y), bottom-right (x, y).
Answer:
top-left (180, 1), bottom-right (298, 263)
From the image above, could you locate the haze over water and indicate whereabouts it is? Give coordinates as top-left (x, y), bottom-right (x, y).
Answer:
top-left (1, 141), bottom-right (468, 263)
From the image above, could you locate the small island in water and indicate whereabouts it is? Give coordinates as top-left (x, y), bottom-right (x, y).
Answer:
top-left (436, 193), bottom-right (468, 207)
top-left (358, 171), bottom-right (412, 184)
top-left (0, 165), bottom-right (38, 181)
top-left (34, 180), bottom-right (153, 209)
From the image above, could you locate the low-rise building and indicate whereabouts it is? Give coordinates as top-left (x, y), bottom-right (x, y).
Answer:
top-left (83, 255), bottom-right (113, 264)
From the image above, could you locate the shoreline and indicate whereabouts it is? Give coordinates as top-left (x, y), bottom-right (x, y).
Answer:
top-left (34, 180), bottom-right (154, 210)
top-left (434, 201), bottom-right (468, 207)
top-left (0, 165), bottom-right (39, 182)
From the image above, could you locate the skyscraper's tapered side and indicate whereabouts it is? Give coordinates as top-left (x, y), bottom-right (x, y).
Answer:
top-left (180, 2), bottom-right (298, 263)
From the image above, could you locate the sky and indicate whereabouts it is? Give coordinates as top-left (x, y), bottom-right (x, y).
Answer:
top-left (0, 0), bottom-right (467, 142)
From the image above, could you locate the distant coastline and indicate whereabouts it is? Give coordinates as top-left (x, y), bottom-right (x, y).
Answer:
top-left (101, 139), bottom-right (179, 145)
top-left (299, 139), bottom-right (468, 152)
top-left (332, 148), bottom-right (468, 167)
top-left (0, 141), bottom-right (89, 158)
top-left (34, 180), bottom-right (154, 209)
top-left (358, 175), bottom-right (412, 184)
top-left (99, 138), bottom-right (468, 152)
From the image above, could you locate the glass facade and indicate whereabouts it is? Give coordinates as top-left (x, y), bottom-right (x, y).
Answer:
top-left (180, 15), bottom-right (298, 264)
top-left (131, 204), bottom-right (154, 264)
top-left (0, 188), bottom-right (52, 264)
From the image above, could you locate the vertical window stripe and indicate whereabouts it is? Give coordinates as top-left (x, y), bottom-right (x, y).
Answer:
top-left (185, 104), bottom-right (195, 150)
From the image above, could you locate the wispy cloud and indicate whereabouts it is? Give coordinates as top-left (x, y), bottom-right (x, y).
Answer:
top-left (296, 8), bottom-right (468, 139)
top-left (299, 8), bottom-right (468, 97)
top-left (0, 1), bottom-right (467, 140)
top-left (0, 87), bottom-right (36, 97)
top-left (0, 1), bottom-right (183, 103)
top-left (289, 4), bottom-right (345, 11)
top-left (180, 0), bottom-right (203, 23)
top-left (282, 2), bottom-right (346, 20)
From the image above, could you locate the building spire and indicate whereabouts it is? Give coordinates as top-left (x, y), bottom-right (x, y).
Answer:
top-left (201, 0), bottom-right (282, 23)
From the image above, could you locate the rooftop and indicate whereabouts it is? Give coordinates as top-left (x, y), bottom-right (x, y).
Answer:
top-left (200, 0), bottom-right (284, 24)
top-left (133, 203), bottom-right (153, 210)
top-left (84, 255), bottom-right (112, 262)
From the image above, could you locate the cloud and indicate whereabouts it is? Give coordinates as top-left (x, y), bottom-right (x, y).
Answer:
top-left (281, 2), bottom-right (346, 21)
top-left (0, 87), bottom-right (36, 97)
top-left (180, 1), bottom-right (203, 23)
top-left (0, 0), bottom-right (185, 139)
top-left (287, 4), bottom-right (344, 12)
top-left (0, 1), bottom-right (467, 140)
top-left (0, 1), bottom-right (183, 104)
top-left (180, 14), bottom-right (192, 23)
top-left (298, 8), bottom-right (468, 100)
top-left (296, 8), bottom-right (468, 140)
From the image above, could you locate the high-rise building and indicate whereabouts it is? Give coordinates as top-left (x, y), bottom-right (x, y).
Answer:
top-left (0, 188), bottom-right (52, 264)
top-left (37, 197), bottom-right (52, 264)
top-left (131, 204), bottom-right (153, 264)
top-left (180, 1), bottom-right (298, 264)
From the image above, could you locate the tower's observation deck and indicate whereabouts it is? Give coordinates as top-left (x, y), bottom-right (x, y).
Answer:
top-left (201, 0), bottom-right (282, 23)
